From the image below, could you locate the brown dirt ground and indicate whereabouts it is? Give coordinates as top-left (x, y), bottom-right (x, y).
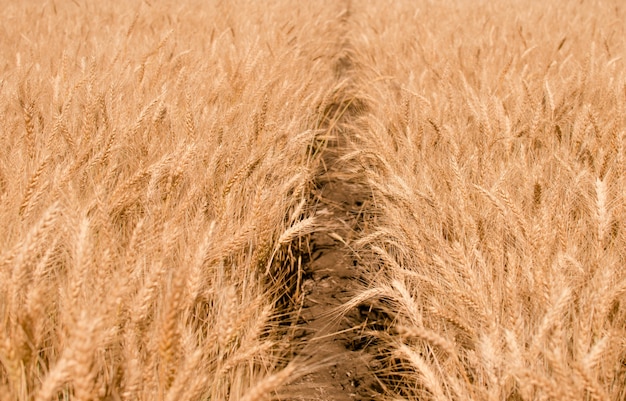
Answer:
top-left (277, 3), bottom-right (387, 399)
top-left (285, 176), bottom-right (381, 400)
top-left (283, 43), bottom-right (384, 401)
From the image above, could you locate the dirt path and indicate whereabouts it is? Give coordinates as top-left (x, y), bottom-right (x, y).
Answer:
top-left (285, 3), bottom-right (382, 399)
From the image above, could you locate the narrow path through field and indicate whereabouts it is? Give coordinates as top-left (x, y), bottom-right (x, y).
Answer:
top-left (286, 2), bottom-right (382, 400)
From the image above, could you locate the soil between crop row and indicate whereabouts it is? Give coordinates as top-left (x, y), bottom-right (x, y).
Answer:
top-left (282, 3), bottom-right (384, 399)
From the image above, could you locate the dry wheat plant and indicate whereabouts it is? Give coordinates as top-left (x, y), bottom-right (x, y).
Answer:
top-left (0, 0), bottom-right (346, 400)
top-left (2, 0), bottom-right (626, 400)
top-left (343, 0), bottom-right (626, 400)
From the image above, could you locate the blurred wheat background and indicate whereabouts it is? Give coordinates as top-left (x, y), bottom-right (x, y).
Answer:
top-left (0, 0), bottom-right (624, 400)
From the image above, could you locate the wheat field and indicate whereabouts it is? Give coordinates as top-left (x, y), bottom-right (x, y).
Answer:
top-left (1, 0), bottom-right (625, 400)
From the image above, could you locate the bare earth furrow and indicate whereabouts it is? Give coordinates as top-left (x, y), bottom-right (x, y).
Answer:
top-left (287, 2), bottom-right (382, 400)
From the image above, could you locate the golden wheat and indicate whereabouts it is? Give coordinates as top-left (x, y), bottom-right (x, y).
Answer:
top-left (1, 0), bottom-right (625, 400)
top-left (0, 1), bottom-right (341, 400)
top-left (345, 0), bottom-right (626, 400)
